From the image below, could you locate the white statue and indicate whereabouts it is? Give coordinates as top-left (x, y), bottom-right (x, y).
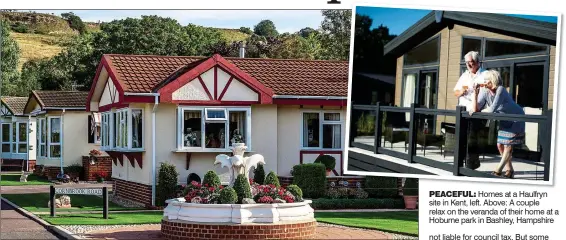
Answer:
top-left (20, 171), bottom-right (30, 182)
top-left (214, 143), bottom-right (265, 187)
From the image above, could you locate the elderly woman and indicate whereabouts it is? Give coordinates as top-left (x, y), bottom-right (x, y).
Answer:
top-left (470, 70), bottom-right (525, 178)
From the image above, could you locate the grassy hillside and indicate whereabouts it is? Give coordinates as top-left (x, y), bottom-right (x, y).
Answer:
top-left (10, 32), bottom-right (68, 70)
top-left (215, 28), bottom-right (249, 42)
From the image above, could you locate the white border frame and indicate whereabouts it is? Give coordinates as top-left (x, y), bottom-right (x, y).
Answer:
top-left (343, 2), bottom-right (562, 186)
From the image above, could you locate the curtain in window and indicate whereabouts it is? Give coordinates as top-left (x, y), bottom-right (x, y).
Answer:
top-left (403, 74), bottom-right (416, 120)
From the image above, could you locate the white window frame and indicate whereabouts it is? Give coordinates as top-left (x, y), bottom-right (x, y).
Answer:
top-left (10, 121), bottom-right (28, 154)
top-left (48, 116), bottom-right (62, 159)
top-left (37, 118), bottom-right (47, 157)
top-left (177, 106), bottom-right (251, 152)
top-left (300, 111), bottom-right (344, 151)
top-left (1, 122), bottom-right (12, 153)
top-left (100, 108), bottom-right (144, 151)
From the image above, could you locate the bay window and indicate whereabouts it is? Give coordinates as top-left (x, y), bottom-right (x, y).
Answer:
top-left (177, 107), bottom-right (251, 151)
top-left (49, 117), bottom-right (61, 158)
top-left (100, 108), bottom-right (144, 151)
top-left (302, 112), bottom-right (343, 149)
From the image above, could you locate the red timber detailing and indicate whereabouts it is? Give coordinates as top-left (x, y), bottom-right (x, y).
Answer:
top-left (82, 156), bottom-right (113, 181)
top-left (299, 150), bottom-right (344, 176)
top-left (105, 151), bottom-right (143, 168)
top-left (161, 219), bottom-right (317, 239)
top-left (273, 98), bottom-right (347, 106)
top-left (158, 54), bottom-right (273, 104)
top-left (113, 178), bottom-right (152, 207)
top-left (86, 56), bottom-right (126, 112)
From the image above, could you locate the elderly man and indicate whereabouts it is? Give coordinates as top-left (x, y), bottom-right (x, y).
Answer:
top-left (453, 51), bottom-right (487, 170)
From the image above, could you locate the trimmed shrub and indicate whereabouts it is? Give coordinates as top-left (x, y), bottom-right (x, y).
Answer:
top-left (365, 176), bottom-right (399, 198)
top-left (187, 173), bottom-right (201, 185)
top-left (253, 164), bottom-right (266, 185)
top-left (314, 154), bottom-right (336, 171)
top-left (156, 162), bottom-right (179, 206)
top-left (233, 174), bottom-right (252, 203)
top-left (219, 187), bottom-right (238, 204)
top-left (403, 178), bottom-right (419, 196)
top-left (286, 184), bottom-right (303, 201)
top-left (202, 170), bottom-right (221, 188)
top-left (264, 171), bottom-right (280, 187)
top-left (292, 163), bottom-right (326, 199)
top-left (311, 198), bottom-right (405, 210)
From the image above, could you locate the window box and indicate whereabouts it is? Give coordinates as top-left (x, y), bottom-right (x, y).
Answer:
top-left (177, 107), bottom-right (251, 151)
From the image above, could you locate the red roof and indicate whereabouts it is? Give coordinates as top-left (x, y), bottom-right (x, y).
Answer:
top-left (103, 54), bottom-right (349, 97)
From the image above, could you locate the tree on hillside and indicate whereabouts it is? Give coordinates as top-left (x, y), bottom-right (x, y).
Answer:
top-left (271, 33), bottom-right (322, 60)
top-left (298, 27), bottom-right (316, 38)
top-left (318, 10), bottom-right (351, 61)
top-left (61, 12), bottom-right (86, 34)
top-left (0, 20), bottom-right (22, 96)
top-left (353, 14), bottom-right (397, 74)
top-left (239, 27), bottom-right (253, 35)
top-left (253, 20), bottom-right (278, 37)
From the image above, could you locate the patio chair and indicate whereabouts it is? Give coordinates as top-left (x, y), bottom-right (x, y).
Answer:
top-left (441, 122), bottom-right (456, 159)
top-left (382, 111), bottom-right (409, 151)
top-left (417, 132), bottom-right (444, 156)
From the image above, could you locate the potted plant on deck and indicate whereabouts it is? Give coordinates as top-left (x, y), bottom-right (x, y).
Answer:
top-left (403, 178), bottom-right (419, 209)
top-left (314, 155), bottom-right (336, 176)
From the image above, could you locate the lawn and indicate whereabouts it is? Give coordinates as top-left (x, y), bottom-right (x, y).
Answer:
top-left (1, 193), bottom-right (143, 213)
top-left (314, 211), bottom-right (418, 236)
top-left (39, 212), bottom-right (164, 225)
top-left (0, 174), bottom-right (52, 186)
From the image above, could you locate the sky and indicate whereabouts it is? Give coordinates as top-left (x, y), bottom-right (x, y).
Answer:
top-left (29, 10), bottom-right (325, 34)
top-left (355, 6), bottom-right (559, 36)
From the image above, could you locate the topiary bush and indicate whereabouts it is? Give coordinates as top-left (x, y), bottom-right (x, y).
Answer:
top-left (219, 187), bottom-right (238, 204)
top-left (292, 163), bottom-right (326, 199)
top-left (365, 176), bottom-right (399, 198)
top-left (233, 174), bottom-right (252, 203)
top-left (314, 154), bottom-right (336, 171)
top-left (253, 164), bottom-right (266, 185)
top-left (286, 184), bottom-right (303, 201)
top-left (202, 170), bottom-right (221, 188)
top-left (403, 178), bottom-right (419, 196)
top-left (264, 171), bottom-right (280, 187)
top-left (156, 162), bottom-right (179, 206)
top-left (187, 173), bottom-right (201, 185)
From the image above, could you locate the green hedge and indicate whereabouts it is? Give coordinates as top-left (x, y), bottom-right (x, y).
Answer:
top-left (403, 178), bottom-right (419, 196)
top-left (202, 170), bottom-right (221, 188)
top-left (311, 198), bottom-right (405, 210)
top-left (365, 176), bottom-right (399, 198)
top-left (253, 164), bottom-right (265, 185)
top-left (292, 163), bottom-right (326, 199)
top-left (265, 171), bottom-right (280, 187)
top-left (156, 162), bottom-right (179, 206)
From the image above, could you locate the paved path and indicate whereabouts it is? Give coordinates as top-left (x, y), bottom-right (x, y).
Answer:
top-left (0, 199), bottom-right (61, 239)
top-left (79, 223), bottom-right (395, 239)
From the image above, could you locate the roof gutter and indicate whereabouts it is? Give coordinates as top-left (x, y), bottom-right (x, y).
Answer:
top-left (124, 92), bottom-right (161, 97)
top-left (272, 95), bottom-right (347, 100)
top-left (43, 107), bottom-right (86, 110)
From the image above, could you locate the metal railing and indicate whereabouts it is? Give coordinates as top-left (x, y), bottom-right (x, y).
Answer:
top-left (349, 102), bottom-right (552, 181)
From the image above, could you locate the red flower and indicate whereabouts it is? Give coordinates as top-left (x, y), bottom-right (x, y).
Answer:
top-left (209, 187), bottom-right (215, 192)
top-left (204, 184), bottom-right (209, 187)
top-left (219, 186), bottom-right (224, 189)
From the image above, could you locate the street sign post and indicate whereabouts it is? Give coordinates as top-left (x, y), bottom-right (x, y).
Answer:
top-left (50, 186), bottom-right (108, 219)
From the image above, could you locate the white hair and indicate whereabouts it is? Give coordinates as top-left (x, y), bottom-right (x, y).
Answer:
top-left (464, 51), bottom-right (480, 62)
top-left (483, 70), bottom-right (502, 88)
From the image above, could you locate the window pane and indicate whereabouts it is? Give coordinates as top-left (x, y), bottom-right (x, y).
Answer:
top-left (418, 72), bottom-right (438, 109)
top-left (323, 124), bottom-right (341, 149)
top-left (132, 109), bottom-right (143, 148)
top-left (12, 124), bottom-right (16, 143)
top-left (19, 123), bottom-right (27, 141)
top-left (50, 118), bottom-right (61, 143)
top-left (485, 40), bottom-right (546, 57)
top-left (41, 119), bottom-right (46, 143)
top-left (50, 145), bottom-right (61, 158)
top-left (486, 66), bottom-right (511, 91)
top-left (206, 109), bottom-right (226, 119)
top-left (402, 74), bottom-right (417, 107)
top-left (229, 111), bottom-right (246, 146)
top-left (303, 113), bottom-right (320, 147)
top-left (19, 144), bottom-right (27, 153)
top-left (205, 122), bottom-right (225, 148)
top-left (2, 124), bottom-right (9, 142)
top-left (515, 64), bottom-right (544, 109)
top-left (40, 145), bottom-right (46, 157)
top-left (2, 143), bottom-right (10, 152)
top-left (404, 37), bottom-right (439, 65)
top-left (183, 110), bottom-right (202, 147)
top-left (12, 143), bottom-right (16, 152)
top-left (462, 38), bottom-right (482, 58)
top-left (324, 113), bottom-right (340, 121)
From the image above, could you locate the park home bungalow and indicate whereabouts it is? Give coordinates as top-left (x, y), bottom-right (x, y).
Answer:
top-left (1, 96), bottom-right (35, 171)
top-left (348, 10), bottom-right (556, 181)
top-left (23, 90), bottom-right (98, 179)
top-left (86, 53), bottom-right (349, 206)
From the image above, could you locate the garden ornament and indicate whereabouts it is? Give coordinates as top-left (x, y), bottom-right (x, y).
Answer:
top-left (214, 143), bottom-right (265, 187)
top-left (20, 171), bottom-right (30, 182)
